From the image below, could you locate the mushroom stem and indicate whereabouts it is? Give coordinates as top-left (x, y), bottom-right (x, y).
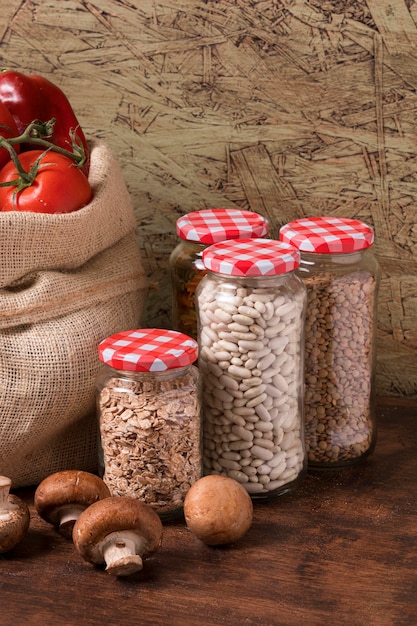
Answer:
top-left (58, 504), bottom-right (86, 538)
top-left (0, 476), bottom-right (12, 506)
top-left (34, 470), bottom-right (111, 539)
top-left (0, 476), bottom-right (30, 552)
top-left (0, 476), bottom-right (17, 520)
top-left (72, 496), bottom-right (163, 577)
top-left (101, 531), bottom-right (146, 577)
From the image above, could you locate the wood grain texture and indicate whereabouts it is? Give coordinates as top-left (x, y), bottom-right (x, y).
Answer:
top-left (1, 398), bottom-right (417, 626)
top-left (1, 1), bottom-right (417, 396)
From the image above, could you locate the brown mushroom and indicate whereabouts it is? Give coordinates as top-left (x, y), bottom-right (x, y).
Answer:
top-left (72, 496), bottom-right (163, 577)
top-left (0, 475), bottom-right (30, 553)
top-left (183, 475), bottom-right (253, 546)
top-left (34, 470), bottom-right (111, 538)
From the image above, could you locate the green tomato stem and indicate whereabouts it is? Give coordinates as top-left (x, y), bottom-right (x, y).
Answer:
top-left (0, 139), bottom-right (32, 182)
top-left (0, 118), bottom-right (86, 167)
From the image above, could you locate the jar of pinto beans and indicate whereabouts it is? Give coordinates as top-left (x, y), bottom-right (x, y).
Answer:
top-left (280, 217), bottom-right (380, 469)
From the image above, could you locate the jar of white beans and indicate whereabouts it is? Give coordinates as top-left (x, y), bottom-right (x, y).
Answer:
top-left (195, 238), bottom-right (307, 498)
top-left (280, 217), bottom-right (380, 469)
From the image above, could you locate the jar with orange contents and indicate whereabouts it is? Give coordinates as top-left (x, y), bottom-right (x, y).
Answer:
top-left (169, 208), bottom-right (269, 339)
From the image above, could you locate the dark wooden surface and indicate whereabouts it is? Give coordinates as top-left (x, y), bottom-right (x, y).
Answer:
top-left (1, 397), bottom-right (417, 626)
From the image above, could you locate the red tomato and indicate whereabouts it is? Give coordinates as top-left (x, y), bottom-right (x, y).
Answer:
top-left (0, 101), bottom-right (20, 169)
top-left (0, 150), bottom-right (92, 214)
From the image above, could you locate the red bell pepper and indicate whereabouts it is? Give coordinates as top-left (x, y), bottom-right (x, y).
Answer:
top-left (0, 70), bottom-right (90, 175)
top-left (0, 101), bottom-right (20, 169)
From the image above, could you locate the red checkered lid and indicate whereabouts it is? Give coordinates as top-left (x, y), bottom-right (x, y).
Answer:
top-left (176, 208), bottom-right (269, 244)
top-left (98, 328), bottom-right (198, 372)
top-left (202, 238), bottom-right (300, 276)
top-left (280, 217), bottom-right (374, 253)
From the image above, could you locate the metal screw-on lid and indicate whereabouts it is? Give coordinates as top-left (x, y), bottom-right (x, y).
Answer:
top-left (98, 328), bottom-right (198, 372)
top-left (176, 208), bottom-right (269, 244)
top-left (202, 238), bottom-right (300, 276)
top-left (279, 217), bottom-right (374, 253)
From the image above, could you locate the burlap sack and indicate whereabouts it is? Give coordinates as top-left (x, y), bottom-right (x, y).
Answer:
top-left (0, 140), bottom-right (148, 487)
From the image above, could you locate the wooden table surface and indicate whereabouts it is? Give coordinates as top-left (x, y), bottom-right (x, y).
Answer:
top-left (1, 397), bottom-right (417, 626)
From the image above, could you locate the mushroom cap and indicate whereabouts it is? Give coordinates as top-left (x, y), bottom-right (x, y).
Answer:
top-left (184, 475), bottom-right (253, 546)
top-left (34, 470), bottom-right (111, 525)
top-left (72, 496), bottom-right (163, 565)
top-left (0, 494), bottom-right (30, 553)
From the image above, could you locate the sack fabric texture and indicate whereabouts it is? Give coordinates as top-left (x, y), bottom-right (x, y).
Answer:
top-left (0, 140), bottom-right (148, 487)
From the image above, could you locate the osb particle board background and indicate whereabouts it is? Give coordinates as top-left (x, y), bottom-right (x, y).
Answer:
top-left (1, 0), bottom-right (417, 397)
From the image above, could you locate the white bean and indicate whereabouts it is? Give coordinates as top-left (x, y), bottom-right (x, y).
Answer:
top-left (232, 314), bottom-right (254, 326)
top-left (218, 458), bottom-right (242, 471)
top-left (246, 393), bottom-right (267, 408)
top-left (238, 305), bottom-right (261, 319)
top-left (243, 384), bottom-right (267, 399)
top-left (218, 338), bottom-right (239, 352)
top-left (257, 464), bottom-right (272, 475)
top-left (253, 437), bottom-right (274, 450)
top-left (273, 373), bottom-right (289, 393)
top-left (228, 364), bottom-right (251, 379)
top-left (228, 439), bottom-right (253, 451)
top-left (258, 352), bottom-right (276, 371)
top-left (250, 445), bottom-right (274, 462)
top-left (215, 309), bottom-right (233, 323)
top-left (248, 346), bottom-right (270, 360)
top-left (255, 403), bottom-right (272, 422)
top-left (228, 470), bottom-right (249, 483)
top-left (276, 302), bottom-right (296, 317)
top-left (239, 339), bottom-right (265, 352)
top-left (255, 420), bottom-right (274, 432)
top-left (231, 425), bottom-right (253, 442)
top-left (270, 461), bottom-right (287, 481)
top-left (245, 482), bottom-right (265, 494)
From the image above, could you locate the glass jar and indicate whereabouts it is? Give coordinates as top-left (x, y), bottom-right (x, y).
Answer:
top-left (96, 328), bottom-right (202, 521)
top-left (195, 238), bottom-right (307, 498)
top-left (169, 208), bottom-right (269, 339)
top-left (280, 217), bottom-right (381, 469)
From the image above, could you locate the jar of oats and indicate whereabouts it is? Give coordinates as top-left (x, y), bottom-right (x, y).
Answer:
top-left (169, 208), bottom-right (269, 339)
top-left (196, 238), bottom-right (307, 498)
top-left (280, 217), bottom-right (380, 469)
top-left (96, 328), bottom-right (201, 521)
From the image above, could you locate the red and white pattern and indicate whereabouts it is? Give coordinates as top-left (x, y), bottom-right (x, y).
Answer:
top-left (176, 208), bottom-right (269, 244)
top-left (202, 238), bottom-right (300, 276)
top-left (280, 217), bottom-right (374, 253)
top-left (99, 328), bottom-right (198, 372)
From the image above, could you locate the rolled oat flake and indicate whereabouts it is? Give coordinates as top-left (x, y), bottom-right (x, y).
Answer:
top-left (196, 238), bottom-right (307, 498)
top-left (280, 217), bottom-right (381, 468)
top-left (96, 328), bottom-right (201, 520)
